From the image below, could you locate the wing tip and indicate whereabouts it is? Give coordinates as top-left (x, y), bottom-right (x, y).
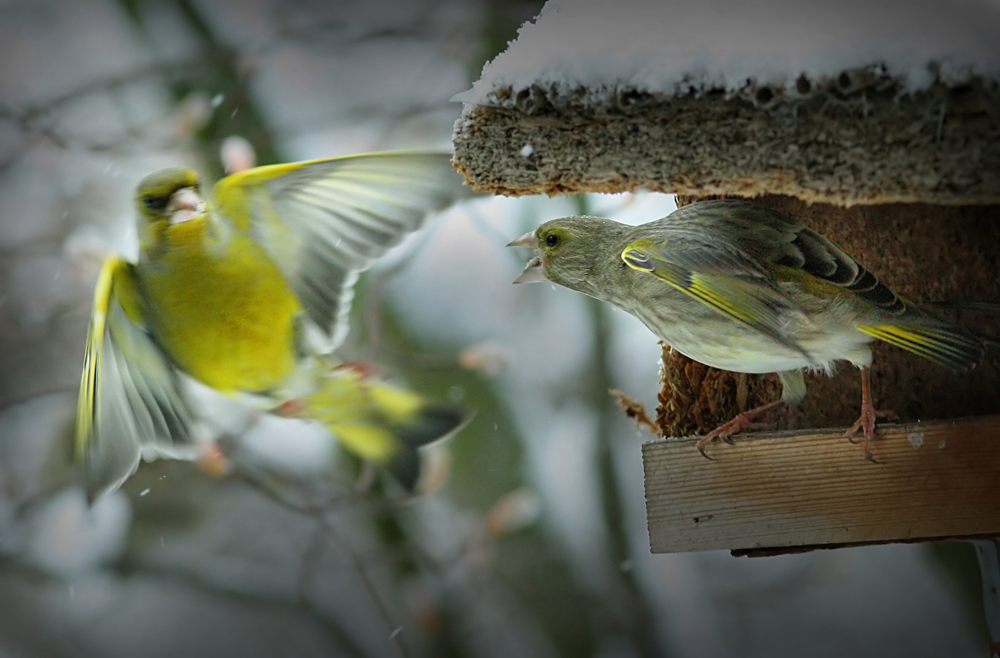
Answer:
top-left (858, 323), bottom-right (984, 371)
top-left (83, 452), bottom-right (140, 505)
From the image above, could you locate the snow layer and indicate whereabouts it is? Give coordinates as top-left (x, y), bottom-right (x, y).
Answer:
top-left (458, 0), bottom-right (1000, 104)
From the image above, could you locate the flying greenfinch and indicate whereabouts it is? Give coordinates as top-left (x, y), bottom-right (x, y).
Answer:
top-left (509, 199), bottom-right (987, 460)
top-left (78, 151), bottom-right (469, 499)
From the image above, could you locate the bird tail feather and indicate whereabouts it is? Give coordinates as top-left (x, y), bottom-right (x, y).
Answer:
top-left (299, 365), bottom-right (465, 489)
top-left (856, 321), bottom-right (983, 372)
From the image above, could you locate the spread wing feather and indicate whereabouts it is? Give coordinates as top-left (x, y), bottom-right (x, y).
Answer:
top-left (212, 151), bottom-right (470, 350)
top-left (76, 257), bottom-right (197, 500)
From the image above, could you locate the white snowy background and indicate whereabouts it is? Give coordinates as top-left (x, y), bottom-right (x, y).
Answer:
top-left (0, 0), bottom-right (991, 657)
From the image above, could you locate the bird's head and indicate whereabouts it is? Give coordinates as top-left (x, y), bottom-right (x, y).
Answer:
top-left (134, 168), bottom-right (205, 252)
top-left (507, 215), bottom-right (626, 293)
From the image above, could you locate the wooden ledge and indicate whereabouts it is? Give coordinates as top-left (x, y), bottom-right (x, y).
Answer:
top-left (643, 415), bottom-right (1000, 556)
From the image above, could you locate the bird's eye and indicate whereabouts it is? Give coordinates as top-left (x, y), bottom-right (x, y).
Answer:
top-left (545, 233), bottom-right (560, 247)
top-left (142, 195), bottom-right (169, 211)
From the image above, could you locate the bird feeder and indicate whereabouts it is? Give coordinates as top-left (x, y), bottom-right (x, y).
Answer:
top-left (452, 0), bottom-right (1000, 556)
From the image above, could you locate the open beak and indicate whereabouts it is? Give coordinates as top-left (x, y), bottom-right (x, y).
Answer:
top-left (168, 187), bottom-right (206, 225)
top-left (507, 230), bottom-right (547, 283)
top-left (513, 255), bottom-right (547, 284)
top-left (506, 231), bottom-right (536, 248)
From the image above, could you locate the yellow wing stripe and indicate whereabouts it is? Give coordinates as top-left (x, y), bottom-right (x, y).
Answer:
top-left (856, 323), bottom-right (980, 370)
top-left (684, 276), bottom-right (757, 324)
top-left (623, 245), bottom-right (766, 330)
top-left (622, 245), bottom-right (814, 361)
top-left (75, 256), bottom-right (127, 461)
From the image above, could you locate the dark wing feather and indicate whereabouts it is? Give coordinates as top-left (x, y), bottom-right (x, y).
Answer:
top-left (670, 200), bottom-right (905, 314)
top-left (666, 200), bottom-right (980, 370)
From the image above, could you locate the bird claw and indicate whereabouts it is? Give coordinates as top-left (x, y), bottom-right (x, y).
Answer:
top-left (696, 419), bottom-right (741, 459)
top-left (878, 410), bottom-right (900, 423)
top-left (845, 409), bottom-right (897, 444)
top-left (696, 442), bottom-right (716, 461)
top-left (696, 400), bottom-right (786, 460)
top-left (863, 450), bottom-right (884, 465)
top-left (845, 368), bottom-right (894, 464)
top-left (845, 418), bottom-right (864, 444)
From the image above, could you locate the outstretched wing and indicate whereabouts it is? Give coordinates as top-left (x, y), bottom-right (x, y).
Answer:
top-left (211, 151), bottom-right (470, 350)
top-left (621, 235), bottom-right (814, 360)
top-left (76, 257), bottom-right (197, 500)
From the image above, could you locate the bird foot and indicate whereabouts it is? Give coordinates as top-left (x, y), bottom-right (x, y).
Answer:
top-left (195, 442), bottom-right (231, 478)
top-left (273, 398), bottom-right (306, 418)
top-left (333, 361), bottom-right (379, 378)
top-left (843, 366), bottom-right (898, 463)
top-left (696, 400), bottom-right (786, 460)
top-left (845, 409), bottom-right (898, 463)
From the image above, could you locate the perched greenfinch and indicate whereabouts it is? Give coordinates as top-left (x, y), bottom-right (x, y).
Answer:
top-left (509, 199), bottom-right (988, 460)
top-left (78, 151), bottom-right (468, 499)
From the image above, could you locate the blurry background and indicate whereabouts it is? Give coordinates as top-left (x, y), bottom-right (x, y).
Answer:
top-left (0, 1), bottom-right (989, 656)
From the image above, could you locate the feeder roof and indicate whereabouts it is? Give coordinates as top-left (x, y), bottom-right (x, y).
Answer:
top-left (453, 0), bottom-right (1000, 205)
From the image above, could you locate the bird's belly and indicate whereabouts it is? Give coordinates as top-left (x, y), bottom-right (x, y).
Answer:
top-left (142, 248), bottom-right (302, 394)
top-left (627, 299), bottom-right (875, 375)
top-left (664, 328), bottom-right (816, 374)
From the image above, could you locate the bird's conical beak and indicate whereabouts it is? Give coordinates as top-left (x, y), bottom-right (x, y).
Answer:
top-left (169, 187), bottom-right (205, 225)
top-left (513, 256), bottom-right (547, 284)
top-left (506, 231), bottom-right (536, 248)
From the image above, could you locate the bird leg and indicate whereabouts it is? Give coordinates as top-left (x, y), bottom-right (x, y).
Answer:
top-left (697, 399), bottom-right (787, 459)
top-left (272, 398), bottom-right (306, 417)
top-left (845, 367), bottom-right (899, 463)
top-left (272, 362), bottom-right (379, 419)
top-left (333, 361), bottom-right (380, 378)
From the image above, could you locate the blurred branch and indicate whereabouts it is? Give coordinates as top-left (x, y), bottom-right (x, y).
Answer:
top-left (226, 463), bottom-right (521, 658)
top-left (127, 466), bottom-right (414, 658)
top-left (112, 558), bottom-right (373, 658)
top-left (98, 0), bottom-right (279, 178)
top-left (1, 0), bottom-right (492, 176)
top-left (577, 192), bottom-right (663, 658)
top-left (7, 59), bottom-right (201, 117)
top-left (268, 0), bottom-right (462, 53)
top-left (2, 0), bottom-right (493, 177)
top-left (273, 101), bottom-right (457, 148)
top-left (0, 54), bottom-right (226, 176)
top-left (471, 0), bottom-right (544, 79)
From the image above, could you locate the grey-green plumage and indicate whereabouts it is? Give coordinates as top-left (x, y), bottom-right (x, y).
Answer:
top-left (509, 199), bottom-right (986, 458)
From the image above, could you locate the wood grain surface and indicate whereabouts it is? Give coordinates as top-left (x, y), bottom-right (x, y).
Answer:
top-left (643, 416), bottom-right (1000, 554)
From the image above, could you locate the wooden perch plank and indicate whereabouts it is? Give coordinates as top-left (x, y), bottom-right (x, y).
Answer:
top-left (643, 415), bottom-right (1000, 554)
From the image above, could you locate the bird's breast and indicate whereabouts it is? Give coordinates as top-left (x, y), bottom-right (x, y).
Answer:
top-left (139, 235), bottom-right (302, 394)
